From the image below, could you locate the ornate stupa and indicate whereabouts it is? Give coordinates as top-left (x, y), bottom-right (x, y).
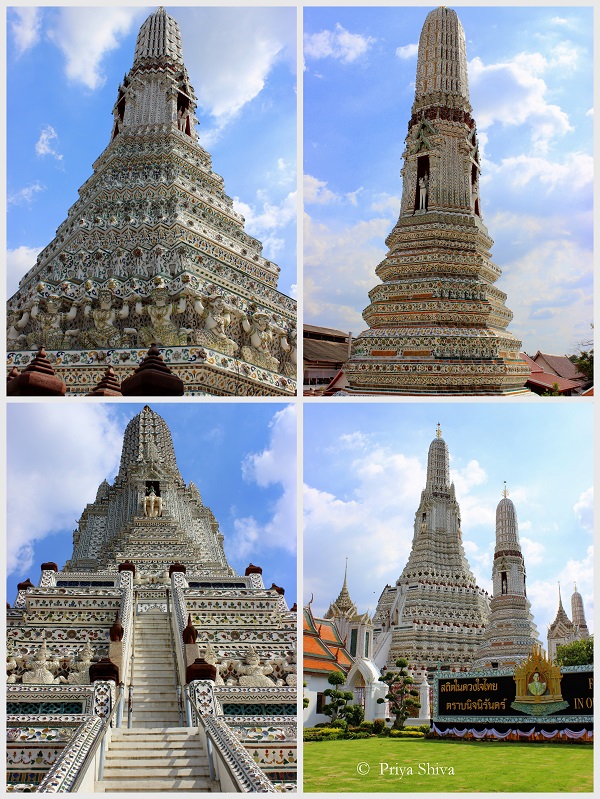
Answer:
top-left (7, 406), bottom-right (297, 791)
top-left (373, 425), bottom-right (490, 674)
top-left (324, 561), bottom-right (373, 659)
top-left (571, 583), bottom-right (590, 639)
top-left (473, 485), bottom-right (539, 669)
top-left (547, 584), bottom-right (589, 662)
top-left (7, 8), bottom-right (296, 396)
top-left (344, 6), bottom-right (529, 395)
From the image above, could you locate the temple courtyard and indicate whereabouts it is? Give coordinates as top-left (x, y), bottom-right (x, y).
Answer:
top-left (304, 738), bottom-right (593, 793)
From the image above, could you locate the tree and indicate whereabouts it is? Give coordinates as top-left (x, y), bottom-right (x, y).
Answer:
top-left (542, 382), bottom-right (562, 396)
top-left (322, 670), bottom-right (354, 723)
top-left (570, 323), bottom-right (594, 385)
top-left (570, 350), bottom-right (593, 383)
top-left (377, 657), bottom-right (420, 730)
top-left (555, 636), bottom-right (593, 666)
top-left (343, 702), bottom-right (365, 727)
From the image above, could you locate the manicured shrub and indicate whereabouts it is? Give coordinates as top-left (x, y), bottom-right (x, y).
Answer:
top-left (330, 718), bottom-right (348, 730)
top-left (373, 718), bottom-right (386, 735)
top-left (388, 729), bottom-right (425, 738)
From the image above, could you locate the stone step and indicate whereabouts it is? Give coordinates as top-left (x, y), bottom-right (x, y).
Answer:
top-left (96, 777), bottom-right (212, 791)
top-left (105, 745), bottom-right (207, 758)
top-left (108, 753), bottom-right (206, 762)
top-left (130, 712), bottom-right (181, 722)
top-left (102, 764), bottom-right (209, 778)
top-left (130, 665), bottom-right (174, 672)
top-left (129, 700), bottom-right (179, 709)
top-left (111, 728), bottom-right (198, 738)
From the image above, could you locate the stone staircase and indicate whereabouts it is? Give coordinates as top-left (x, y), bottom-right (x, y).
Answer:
top-left (96, 607), bottom-right (219, 791)
top-left (96, 728), bottom-right (214, 792)
top-left (129, 609), bottom-right (181, 728)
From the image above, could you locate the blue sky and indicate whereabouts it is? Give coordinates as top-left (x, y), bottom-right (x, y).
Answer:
top-left (304, 5), bottom-right (593, 356)
top-left (6, 402), bottom-right (297, 608)
top-left (304, 401), bottom-right (593, 643)
top-left (6, 6), bottom-right (297, 298)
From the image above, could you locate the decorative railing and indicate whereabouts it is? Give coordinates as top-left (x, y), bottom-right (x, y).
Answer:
top-left (30, 682), bottom-right (123, 793)
top-left (186, 682), bottom-right (276, 793)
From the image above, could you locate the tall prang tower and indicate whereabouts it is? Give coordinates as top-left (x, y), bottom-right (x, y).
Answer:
top-left (7, 8), bottom-right (296, 396)
top-left (7, 406), bottom-right (297, 792)
top-left (373, 425), bottom-right (490, 677)
top-left (472, 486), bottom-right (539, 669)
top-left (344, 6), bottom-right (529, 395)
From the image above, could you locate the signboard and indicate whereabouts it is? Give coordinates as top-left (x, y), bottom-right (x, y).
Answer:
top-left (433, 666), bottom-right (594, 724)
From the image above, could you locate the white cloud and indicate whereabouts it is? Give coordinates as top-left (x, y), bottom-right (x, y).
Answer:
top-left (7, 182), bottom-right (45, 208)
top-left (187, 7), bottom-right (294, 138)
top-left (549, 42), bottom-right (579, 71)
top-left (10, 7), bottom-right (42, 56)
top-left (469, 53), bottom-right (572, 154)
top-left (35, 125), bottom-right (63, 161)
top-left (396, 43), bottom-right (418, 60)
top-left (233, 191), bottom-right (296, 261)
top-left (7, 406), bottom-right (123, 577)
top-left (573, 487), bottom-right (593, 533)
top-left (304, 210), bottom-right (391, 330)
top-left (304, 175), bottom-right (341, 205)
top-left (305, 23), bottom-right (375, 64)
top-left (304, 441), bottom-right (426, 614)
top-left (46, 8), bottom-right (141, 90)
top-left (520, 536), bottom-right (546, 566)
top-left (498, 235), bottom-right (593, 353)
top-left (527, 545), bottom-right (594, 637)
top-left (488, 152), bottom-right (593, 193)
top-left (6, 246), bottom-right (43, 297)
top-left (232, 405), bottom-right (296, 558)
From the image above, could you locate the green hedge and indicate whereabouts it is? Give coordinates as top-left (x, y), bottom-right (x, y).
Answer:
top-left (389, 729), bottom-right (425, 738)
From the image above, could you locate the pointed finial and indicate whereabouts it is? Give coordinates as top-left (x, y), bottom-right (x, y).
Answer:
top-left (436, 422), bottom-right (442, 438)
top-left (343, 557), bottom-right (348, 587)
top-left (502, 481), bottom-right (509, 498)
top-left (574, 581), bottom-right (577, 593)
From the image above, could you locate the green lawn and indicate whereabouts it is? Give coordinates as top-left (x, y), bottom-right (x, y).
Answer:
top-left (304, 737), bottom-right (593, 792)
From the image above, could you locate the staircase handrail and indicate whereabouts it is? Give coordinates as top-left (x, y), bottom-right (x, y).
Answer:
top-left (185, 686), bottom-right (276, 793)
top-left (56, 682), bottom-right (125, 793)
top-left (127, 592), bottom-right (138, 727)
top-left (165, 586), bottom-right (185, 726)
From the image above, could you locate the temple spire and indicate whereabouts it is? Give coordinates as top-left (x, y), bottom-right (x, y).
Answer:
top-left (413, 6), bottom-right (471, 114)
top-left (473, 492), bottom-right (539, 668)
top-left (343, 5), bottom-right (529, 395)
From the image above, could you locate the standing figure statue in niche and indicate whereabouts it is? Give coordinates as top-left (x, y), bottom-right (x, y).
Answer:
top-left (419, 174), bottom-right (429, 210)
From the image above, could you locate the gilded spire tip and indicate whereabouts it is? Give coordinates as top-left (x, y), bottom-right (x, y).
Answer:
top-left (436, 422), bottom-right (442, 439)
top-left (502, 481), bottom-right (509, 499)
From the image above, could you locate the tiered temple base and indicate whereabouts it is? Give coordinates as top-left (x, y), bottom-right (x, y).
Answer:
top-left (7, 346), bottom-right (296, 396)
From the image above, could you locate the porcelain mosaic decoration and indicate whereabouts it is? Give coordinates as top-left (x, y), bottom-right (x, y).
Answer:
top-left (7, 8), bottom-right (296, 396)
top-left (7, 406), bottom-right (297, 791)
top-left (343, 7), bottom-right (529, 395)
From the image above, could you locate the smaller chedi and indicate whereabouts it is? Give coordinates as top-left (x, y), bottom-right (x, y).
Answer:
top-left (344, 6), bottom-right (529, 395)
top-left (473, 485), bottom-right (540, 669)
top-left (7, 8), bottom-right (296, 396)
top-left (547, 583), bottom-right (590, 662)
